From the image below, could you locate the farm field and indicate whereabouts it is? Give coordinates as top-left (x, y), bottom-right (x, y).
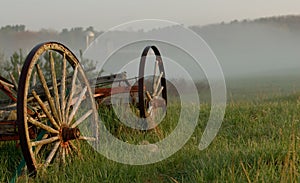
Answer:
top-left (1, 76), bottom-right (300, 182)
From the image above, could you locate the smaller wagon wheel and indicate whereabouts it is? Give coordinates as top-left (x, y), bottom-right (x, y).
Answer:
top-left (17, 42), bottom-right (98, 175)
top-left (138, 46), bottom-right (167, 131)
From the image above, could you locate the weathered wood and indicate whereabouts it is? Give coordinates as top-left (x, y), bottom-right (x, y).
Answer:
top-left (71, 109), bottom-right (93, 128)
top-left (153, 72), bottom-right (163, 96)
top-left (32, 90), bottom-right (60, 130)
top-left (0, 79), bottom-right (17, 102)
top-left (32, 71), bottom-right (37, 87)
top-left (0, 102), bottom-right (16, 110)
top-left (36, 64), bottom-right (60, 124)
top-left (94, 85), bottom-right (140, 98)
top-left (31, 136), bottom-right (59, 146)
top-left (44, 141), bottom-right (60, 167)
top-left (65, 66), bottom-right (78, 122)
top-left (9, 72), bottom-right (18, 90)
top-left (0, 120), bottom-right (17, 136)
top-left (27, 116), bottom-right (59, 134)
top-left (153, 60), bottom-right (159, 92)
top-left (0, 75), bottom-right (14, 87)
top-left (146, 91), bottom-right (152, 100)
top-left (93, 72), bottom-right (127, 86)
top-left (78, 136), bottom-right (96, 141)
top-left (0, 77), bottom-right (14, 89)
top-left (66, 145), bottom-right (72, 156)
top-left (34, 133), bottom-right (49, 155)
top-left (67, 86), bottom-right (87, 124)
top-left (69, 141), bottom-right (79, 155)
top-left (62, 147), bottom-right (66, 164)
top-left (156, 86), bottom-right (164, 97)
top-left (61, 53), bottom-right (67, 124)
top-left (0, 110), bottom-right (17, 120)
top-left (50, 51), bottom-right (62, 123)
top-left (0, 135), bottom-right (19, 141)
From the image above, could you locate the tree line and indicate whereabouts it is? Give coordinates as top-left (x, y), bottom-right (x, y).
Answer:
top-left (0, 25), bottom-right (102, 61)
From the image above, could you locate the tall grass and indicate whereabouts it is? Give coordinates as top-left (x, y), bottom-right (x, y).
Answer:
top-left (0, 92), bottom-right (300, 182)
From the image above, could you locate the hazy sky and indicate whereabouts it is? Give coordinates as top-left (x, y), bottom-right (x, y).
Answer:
top-left (1, 0), bottom-right (300, 31)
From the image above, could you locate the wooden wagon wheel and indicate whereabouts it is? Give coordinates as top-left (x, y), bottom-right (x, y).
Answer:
top-left (138, 46), bottom-right (167, 131)
top-left (17, 42), bottom-right (98, 175)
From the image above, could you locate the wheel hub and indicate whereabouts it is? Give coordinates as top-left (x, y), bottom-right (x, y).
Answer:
top-left (61, 127), bottom-right (80, 142)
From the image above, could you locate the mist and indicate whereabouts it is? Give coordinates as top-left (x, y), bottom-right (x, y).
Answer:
top-left (192, 18), bottom-right (300, 79)
top-left (2, 15), bottom-right (300, 98)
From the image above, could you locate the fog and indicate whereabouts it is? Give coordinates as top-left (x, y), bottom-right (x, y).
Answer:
top-left (2, 16), bottom-right (300, 88)
top-left (193, 21), bottom-right (300, 79)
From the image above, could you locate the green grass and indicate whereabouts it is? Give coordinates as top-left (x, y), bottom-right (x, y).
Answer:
top-left (1, 91), bottom-right (300, 182)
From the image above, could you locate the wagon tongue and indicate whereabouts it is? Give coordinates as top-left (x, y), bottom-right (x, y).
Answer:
top-left (61, 127), bottom-right (80, 142)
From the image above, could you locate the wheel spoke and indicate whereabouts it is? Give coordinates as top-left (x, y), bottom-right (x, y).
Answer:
top-left (65, 66), bottom-right (78, 122)
top-left (28, 117), bottom-right (59, 134)
top-left (31, 136), bottom-right (59, 147)
top-left (146, 91), bottom-right (152, 100)
top-left (55, 146), bottom-right (61, 163)
top-left (44, 141), bottom-right (60, 167)
top-left (153, 60), bottom-right (159, 92)
top-left (34, 133), bottom-right (49, 155)
top-left (62, 147), bottom-right (66, 164)
top-left (69, 141), bottom-right (79, 155)
top-left (9, 72), bottom-right (18, 90)
top-left (61, 53), bottom-right (67, 123)
top-left (153, 72), bottom-right (163, 96)
top-left (32, 90), bottom-right (60, 129)
top-left (32, 71), bottom-right (37, 88)
top-left (66, 145), bottom-right (73, 157)
top-left (67, 86), bottom-right (87, 124)
top-left (71, 109), bottom-right (93, 128)
top-left (36, 64), bottom-right (60, 124)
top-left (156, 86), bottom-right (164, 97)
top-left (0, 78), bottom-right (14, 88)
top-left (147, 105), bottom-right (153, 114)
top-left (78, 136), bottom-right (96, 141)
top-left (50, 51), bottom-right (62, 123)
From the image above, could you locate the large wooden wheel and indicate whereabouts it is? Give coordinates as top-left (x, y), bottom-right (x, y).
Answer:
top-left (17, 42), bottom-right (98, 175)
top-left (138, 46), bottom-right (167, 130)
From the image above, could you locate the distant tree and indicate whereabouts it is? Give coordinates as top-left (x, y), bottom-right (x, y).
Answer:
top-left (86, 26), bottom-right (94, 32)
top-left (230, 19), bottom-right (239, 24)
top-left (78, 49), bottom-right (100, 78)
top-left (0, 25), bottom-right (25, 32)
top-left (0, 49), bottom-right (25, 89)
top-left (61, 28), bottom-right (68, 34)
top-left (3, 49), bottom-right (25, 81)
top-left (0, 52), bottom-right (6, 75)
top-left (71, 27), bottom-right (84, 32)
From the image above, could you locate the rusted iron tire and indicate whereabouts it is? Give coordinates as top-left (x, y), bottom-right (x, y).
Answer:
top-left (17, 42), bottom-right (98, 175)
top-left (138, 46), bottom-right (167, 119)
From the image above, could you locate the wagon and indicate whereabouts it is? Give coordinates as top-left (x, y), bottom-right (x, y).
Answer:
top-left (0, 42), bottom-right (167, 176)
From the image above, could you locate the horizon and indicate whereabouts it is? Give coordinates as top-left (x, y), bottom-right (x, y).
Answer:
top-left (1, 13), bottom-right (300, 32)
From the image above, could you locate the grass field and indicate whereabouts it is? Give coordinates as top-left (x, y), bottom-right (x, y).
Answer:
top-left (1, 77), bottom-right (300, 182)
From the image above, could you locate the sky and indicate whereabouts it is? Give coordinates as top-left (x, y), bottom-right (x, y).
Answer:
top-left (1, 0), bottom-right (300, 31)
